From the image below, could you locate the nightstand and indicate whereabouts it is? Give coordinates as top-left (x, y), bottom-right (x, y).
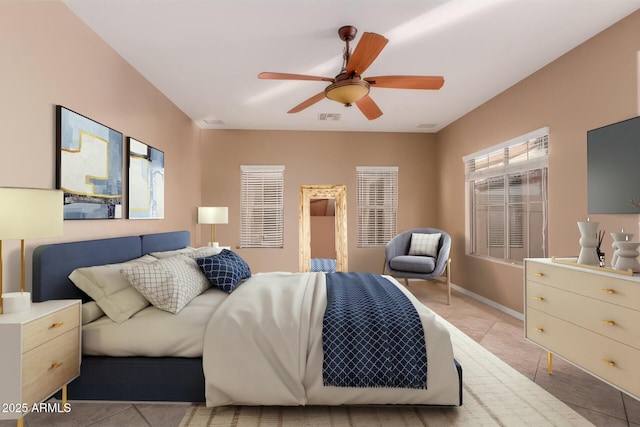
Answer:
top-left (0, 300), bottom-right (81, 425)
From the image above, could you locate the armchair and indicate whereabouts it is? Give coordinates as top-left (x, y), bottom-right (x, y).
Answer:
top-left (383, 228), bottom-right (452, 304)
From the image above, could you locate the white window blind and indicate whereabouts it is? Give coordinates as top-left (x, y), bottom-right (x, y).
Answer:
top-left (356, 166), bottom-right (398, 247)
top-left (240, 165), bottom-right (284, 248)
top-left (463, 128), bottom-right (548, 263)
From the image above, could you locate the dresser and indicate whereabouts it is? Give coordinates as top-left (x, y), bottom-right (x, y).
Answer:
top-left (524, 258), bottom-right (640, 400)
top-left (0, 300), bottom-right (81, 422)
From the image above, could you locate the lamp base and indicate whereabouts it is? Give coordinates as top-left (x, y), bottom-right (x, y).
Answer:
top-left (2, 292), bottom-right (31, 314)
top-left (207, 242), bottom-right (220, 248)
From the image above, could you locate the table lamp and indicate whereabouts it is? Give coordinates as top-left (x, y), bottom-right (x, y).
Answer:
top-left (198, 206), bottom-right (228, 247)
top-left (0, 188), bottom-right (63, 314)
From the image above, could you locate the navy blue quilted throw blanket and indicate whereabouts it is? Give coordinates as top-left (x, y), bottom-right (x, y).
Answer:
top-left (322, 272), bottom-right (427, 389)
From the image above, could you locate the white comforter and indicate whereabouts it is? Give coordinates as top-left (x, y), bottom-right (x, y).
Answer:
top-left (203, 272), bottom-right (460, 407)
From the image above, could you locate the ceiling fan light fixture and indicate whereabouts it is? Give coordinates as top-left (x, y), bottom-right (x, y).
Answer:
top-left (325, 79), bottom-right (370, 106)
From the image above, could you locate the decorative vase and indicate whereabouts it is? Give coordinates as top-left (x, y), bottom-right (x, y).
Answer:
top-left (610, 232), bottom-right (634, 268)
top-left (613, 241), bottom-right (640, 272)
top-left (577, 221), bottom-right (600, 266)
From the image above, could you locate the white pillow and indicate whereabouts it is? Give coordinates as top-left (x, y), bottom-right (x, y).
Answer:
top-left (120, 255), bottom-right (211, 314)
top-left (149, 247), bottom-right (195, 259)
top-left (149, 246), bottom-right (222, 259)
top-left (408, 233), bottom-right (442, 257)
top-left (81, 301), bottom-right (105, 325)
top-left (69, 255), bottom-right (156, 323)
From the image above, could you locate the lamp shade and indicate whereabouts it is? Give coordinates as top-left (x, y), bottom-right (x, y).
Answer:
top-left (325, 79), bottom-right (370, 105)
top-left (198, 207), bottom-right (228, 225)
top-left (0, 188), bottom-right (63, 239)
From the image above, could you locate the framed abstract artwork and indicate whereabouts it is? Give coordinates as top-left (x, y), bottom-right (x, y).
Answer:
top-left (127, 137), bottom-right (165, 219)
top-left (56, 106), bottom-right (123, 219)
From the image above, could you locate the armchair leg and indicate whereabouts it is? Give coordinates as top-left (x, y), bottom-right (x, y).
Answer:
top-left (446, 258), bottom-right (452, 305)
top-left (382, 257), bottom-right (386, 275)
top-left (404, 278), bottom-right (410, 287)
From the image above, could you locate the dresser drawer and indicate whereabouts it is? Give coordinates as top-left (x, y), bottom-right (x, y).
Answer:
top-left (526, 307), bottom-right (640, 398)
top-left (22, 328), bottom-right (80, 405)
top-left (525, 260), bottom-right (640, 311)
top-left (23, 305), bottom-right (79, 353)
top-left (526, 280), bottom-right (640, 350)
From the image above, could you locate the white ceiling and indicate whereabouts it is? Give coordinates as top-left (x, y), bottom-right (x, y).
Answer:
top-left (63, 0), bottom-right (640, 133)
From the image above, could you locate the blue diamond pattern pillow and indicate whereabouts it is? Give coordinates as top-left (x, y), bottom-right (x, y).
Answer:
top-left (196, 249), bottom-right (251, 293)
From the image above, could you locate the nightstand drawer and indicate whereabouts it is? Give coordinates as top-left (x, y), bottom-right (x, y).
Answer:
top-left (22, 328), bottom-right (80, 405)
top-left (23, 305), bottom-right (79, 352)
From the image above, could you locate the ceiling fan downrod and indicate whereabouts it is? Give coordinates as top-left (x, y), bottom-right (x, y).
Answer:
top-left (338, 25), bottom-right (357, 77)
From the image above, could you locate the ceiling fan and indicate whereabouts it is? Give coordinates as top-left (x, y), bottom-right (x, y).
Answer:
top-left (258, 25), bottom-right (444, 120)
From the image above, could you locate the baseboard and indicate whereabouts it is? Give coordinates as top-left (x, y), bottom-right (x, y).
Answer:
top-left (449, 282), bottom-right (524, 321)
top-left (403, 277), bottom-right (525, 321)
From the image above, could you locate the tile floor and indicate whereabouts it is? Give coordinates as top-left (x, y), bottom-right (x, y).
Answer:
top-left (2, 280), bottom-right (639, 427)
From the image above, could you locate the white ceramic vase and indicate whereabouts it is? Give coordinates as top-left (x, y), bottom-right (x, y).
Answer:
top-left (577, 221), bottom-right (600, 266)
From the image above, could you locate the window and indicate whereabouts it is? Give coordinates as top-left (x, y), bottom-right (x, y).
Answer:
top-left (356, 166), bottom-right (398, 247)
top-left (240, 165), bottom-right (284, 248)
top-left (463, 128), bottom-right (548, 263)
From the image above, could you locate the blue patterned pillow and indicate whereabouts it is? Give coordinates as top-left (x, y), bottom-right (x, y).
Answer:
top-left (196, 249), bottom-right (251, 293)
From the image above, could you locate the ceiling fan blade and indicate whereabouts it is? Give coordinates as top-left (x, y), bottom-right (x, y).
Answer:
top-left (346, 32), bottom-right (388, 77)
top-left (258, 72), bottom-right (335, 82)
top-left (355, 95), bottom-right (383, 120)
top-left (364, 75), bottom-right (445, 90)
top-left (287, 92), bottom-right (326, 114)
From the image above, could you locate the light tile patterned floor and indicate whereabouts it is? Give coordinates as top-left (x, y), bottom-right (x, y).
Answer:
top-left (2, 281), bottom-right (638, 427)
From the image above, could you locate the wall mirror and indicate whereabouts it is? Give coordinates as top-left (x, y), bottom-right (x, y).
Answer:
top-left (299, 185), bottom-right (348, 272)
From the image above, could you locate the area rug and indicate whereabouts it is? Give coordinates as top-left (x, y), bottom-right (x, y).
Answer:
top-left (179, 317), bottom-right (593, 426)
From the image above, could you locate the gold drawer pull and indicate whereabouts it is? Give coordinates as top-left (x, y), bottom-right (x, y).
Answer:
top-left (601, 288), bottom-right (616, 294)
top-left (50, 362), bottom-right (64, 369)
top-left (602, 359), bottom-right (616, 367)
top-left (534, 296), bottom-right (544, 301)
top-left (534, 327), bottom-right (544, 333)
top-left (601, 320), bottom-right (616, 326)
top-left (534, 272), bottom-right (544, 277)
top-left (51, 322), bottom-right (64, 328)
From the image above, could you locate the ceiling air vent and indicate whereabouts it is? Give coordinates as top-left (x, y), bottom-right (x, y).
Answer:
top-left (417, 123), bottom-right (437, 129)
top-left (203, 118), bottom-right (225, 125)
top-left (318, 113), bottom-right (341, 121)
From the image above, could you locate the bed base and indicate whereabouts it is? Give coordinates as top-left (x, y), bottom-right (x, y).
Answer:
top-left (60, 356), bottom-right (205, 402)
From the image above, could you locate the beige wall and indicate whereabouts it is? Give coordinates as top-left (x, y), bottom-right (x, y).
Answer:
top-left (311, 216), bottom-right (336, 259)
top-left (436, 11), bottom-right (640, 312)
top-left (0, 2), bottom-right (201, 292)
top-left (199, 130), bottom-right (438, 273)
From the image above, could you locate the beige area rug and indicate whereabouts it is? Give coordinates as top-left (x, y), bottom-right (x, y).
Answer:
top-left (179, 318), bottom-right (593, 427)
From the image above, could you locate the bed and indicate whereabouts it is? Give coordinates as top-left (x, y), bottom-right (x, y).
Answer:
top-left (32, 230), bottom-right (462, 405)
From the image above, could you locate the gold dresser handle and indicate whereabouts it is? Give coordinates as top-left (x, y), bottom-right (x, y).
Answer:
top-left (602, 359), bottom-right (616, 367)
top-left (50, 362), bottom-right (64, 369)
top-left (534, 296), bottom-right (544, 301)
top-left (534, 327), bottom-right (544, 333)
top-left (601, 288), bottom-right (615, 294)
top-left (534, 272), bottom-right (544, 277)
top-left (602, 320), bottom-right (616, 326)
top-left (51, 322), bottom-right (64, 328)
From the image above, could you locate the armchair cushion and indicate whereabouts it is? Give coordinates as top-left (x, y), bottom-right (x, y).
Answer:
top-left (408, 232), bottom-right (441, 257)
top-left (389, 255), bottom-right (436, 274)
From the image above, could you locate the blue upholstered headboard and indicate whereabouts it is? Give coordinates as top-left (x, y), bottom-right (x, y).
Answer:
top-left (32, 230), bottom-right (190, 302)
